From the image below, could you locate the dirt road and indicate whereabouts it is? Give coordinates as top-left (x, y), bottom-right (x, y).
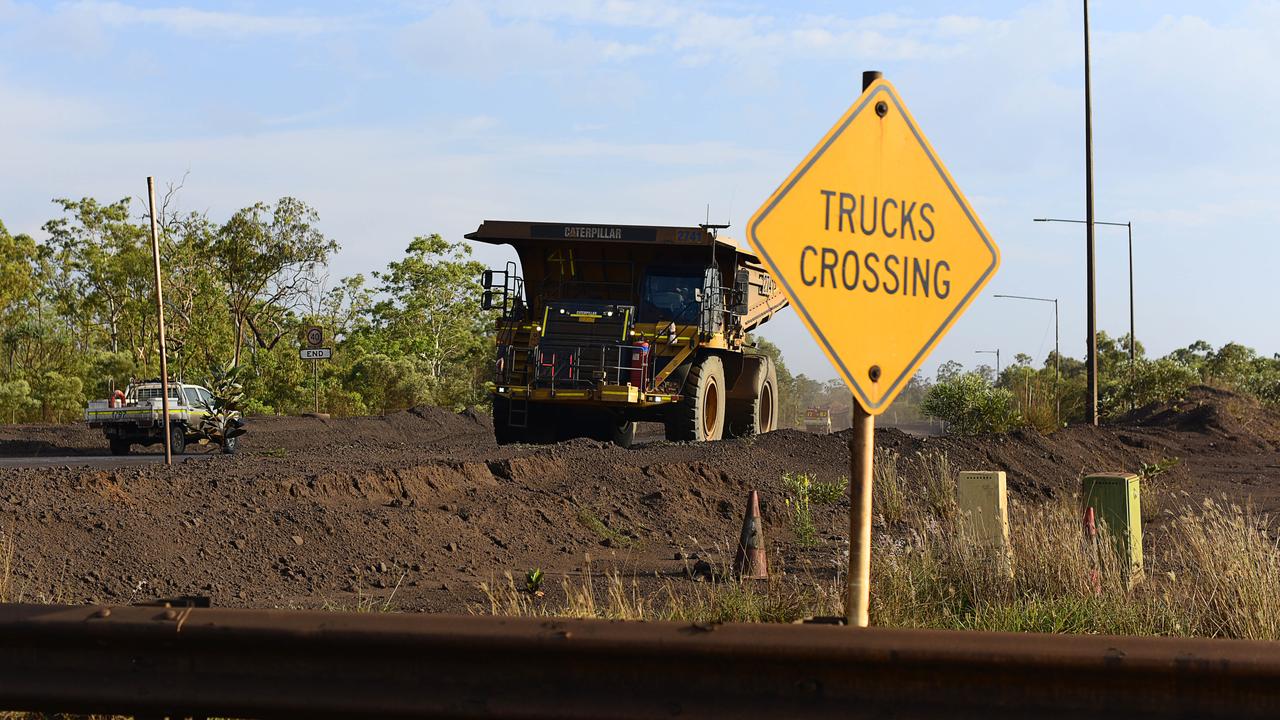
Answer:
top-left (0, 386), bottom-right (1275, 613)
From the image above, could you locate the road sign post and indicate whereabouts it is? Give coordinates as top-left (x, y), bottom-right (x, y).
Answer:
top-left (300, 342), bottom-right (331, 414)
top-left (747, 71), bottom-right (1000, 626)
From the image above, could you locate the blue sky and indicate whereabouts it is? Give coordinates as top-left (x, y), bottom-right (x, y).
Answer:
top-left (1, 1), bottom-right (1277, 380)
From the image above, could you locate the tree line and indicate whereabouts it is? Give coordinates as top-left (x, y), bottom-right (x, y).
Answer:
top-left (5, 187), bottom-right (1271, 432)
top-left (919, 332), bottom-right (1280, 433)
top-left (0, 188), bottom-right (491, 422)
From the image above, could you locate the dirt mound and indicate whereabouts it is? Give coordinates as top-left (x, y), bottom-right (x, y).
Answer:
top-left (1121, 386), bottom-right (1280, 451)
top-left (236, 406), bottom-right (495, 456)
top-left (0, 422), bottom-right (104, 456)
top-left (0, 401), bottom-right (1277, 613)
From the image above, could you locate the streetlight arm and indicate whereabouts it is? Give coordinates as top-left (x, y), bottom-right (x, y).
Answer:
top-left (1034, 217), bottom-right (1129, 228)
top-left (994, 293), bottom-right (1056, 304)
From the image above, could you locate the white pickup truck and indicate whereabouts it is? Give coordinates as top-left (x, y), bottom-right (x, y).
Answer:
top-left (84, 381), bottom-right (229, 456)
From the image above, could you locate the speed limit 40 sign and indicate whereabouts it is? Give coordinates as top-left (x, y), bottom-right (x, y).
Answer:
top-left (305, 326), bottom-right (324, 348)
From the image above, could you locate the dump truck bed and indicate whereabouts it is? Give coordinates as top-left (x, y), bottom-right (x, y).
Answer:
top-left (466, 220), bottom-right (788, 333)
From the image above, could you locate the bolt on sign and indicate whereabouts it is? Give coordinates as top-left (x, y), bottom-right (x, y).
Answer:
top-left (747, 78), bottom-right (1000, 414)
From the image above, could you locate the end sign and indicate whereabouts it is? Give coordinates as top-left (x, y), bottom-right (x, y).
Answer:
top-left (747, 78), bottom-right (1000, 414)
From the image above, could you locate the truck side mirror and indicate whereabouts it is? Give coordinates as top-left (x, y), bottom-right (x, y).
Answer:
top-left (482, 270), bottom-right (497, 288)
top-left (481, 290), bottom-right (497, 310)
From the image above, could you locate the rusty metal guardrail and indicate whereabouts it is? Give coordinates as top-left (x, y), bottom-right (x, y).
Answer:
top-left (1, 603), bottom-right (1278, 718)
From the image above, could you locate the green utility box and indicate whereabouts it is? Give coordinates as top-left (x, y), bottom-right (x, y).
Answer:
top-left (1082, 473), bottom-right (1143, 580)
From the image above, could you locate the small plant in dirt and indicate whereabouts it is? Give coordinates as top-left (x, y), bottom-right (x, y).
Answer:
top-left (198, 362), bottom-right (248, 453)
top-left (782, 472), bottom-right (819, 548)
top-left (525, 568), bottom-right (545, 595)
top-left (575, 507), bottom-right (634, 549)
top-left (1139, 456), bottom-right (1180, 480)
top-left (808, 477), bottom-right (848, 506)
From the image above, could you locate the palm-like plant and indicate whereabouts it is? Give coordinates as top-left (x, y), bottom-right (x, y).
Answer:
top-left (198, 362), bottom-right (248, 453)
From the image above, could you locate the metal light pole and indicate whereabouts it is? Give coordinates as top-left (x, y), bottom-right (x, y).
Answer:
top-left (994, 294), bottom-right (1060, 427)
top-left (1083, 0), bottom-right (1098, 426)
top-left (976, 349), bottom-right (1001, 379)
top-left (1035, 217), bottom-right (1135, 409)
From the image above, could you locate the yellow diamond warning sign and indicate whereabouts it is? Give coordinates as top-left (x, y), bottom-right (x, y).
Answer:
top-left (747, 78), bottom-right (1000, 414)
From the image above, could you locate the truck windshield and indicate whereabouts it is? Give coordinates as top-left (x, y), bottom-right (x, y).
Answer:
top-left (642, 270), bottom-right (703, 323)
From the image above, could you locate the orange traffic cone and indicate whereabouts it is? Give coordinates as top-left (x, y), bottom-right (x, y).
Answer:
top-left (734, 490), bottom-right (768, 580)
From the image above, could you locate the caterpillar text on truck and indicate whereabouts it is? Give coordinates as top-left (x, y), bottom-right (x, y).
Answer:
top-left (470, 221), bottom-right (789, 447)
top-left (747, 72), bottom-right (1000, 628)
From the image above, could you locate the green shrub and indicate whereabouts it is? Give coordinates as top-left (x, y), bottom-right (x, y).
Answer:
top-left (920, 372), bottom-right (1021, 435)
top-left (0, 380), bottom-right (35, 423)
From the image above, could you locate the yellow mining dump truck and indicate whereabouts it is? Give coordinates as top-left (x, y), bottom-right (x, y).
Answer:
top-left (803, 407), bottom-right (832, 434)
top-left (468, 220), bottom-right (789, 446)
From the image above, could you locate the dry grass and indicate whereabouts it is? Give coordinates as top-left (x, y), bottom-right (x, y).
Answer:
top-left (873, 449), bottom-right (907, 525)
top-left (478, 559), bottom-right (843, 625)
top-left (1164, 498), bottom-right (1280, 640)
top-left (482, 462), bottom-right (1280, 641)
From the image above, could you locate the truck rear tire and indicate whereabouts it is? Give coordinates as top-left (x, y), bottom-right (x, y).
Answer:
top-left (169, 425), bottom-right (186, 455)
top-left (109, 439), bottom-right (130, 456)
top-left (665, 355), bottom-right (726, 442)
top-left (726, 358), bottom-right (778, 438)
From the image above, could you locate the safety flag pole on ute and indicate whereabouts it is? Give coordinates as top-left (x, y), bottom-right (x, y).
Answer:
top-left (146, 177), bottom-right (172, 466)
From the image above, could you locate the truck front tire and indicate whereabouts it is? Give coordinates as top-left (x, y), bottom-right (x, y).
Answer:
top-left (109, 439), bottom-right (130, 456)
top-left (492, 396), bottom-right (530, 445)
top-left (665, 355), bottom-right (726, 442)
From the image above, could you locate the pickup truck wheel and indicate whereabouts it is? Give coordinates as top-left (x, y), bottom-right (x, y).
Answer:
top-left (665, 355), bottom-right (726, 442)
top-left (109, 439), bottom-right (130, 456)
top-left (169, 425), bottom-right (187, 455)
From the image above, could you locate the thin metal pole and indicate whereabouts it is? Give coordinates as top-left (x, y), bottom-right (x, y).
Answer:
top-left (1083, 0), bottom-right (1098, 426)
top-left (314, 359), bottom-right (320, 413)
top-left (848, 403), bottom-right (874, 627)
top-left (1054, 299), bottom-right (1061, 427)
top-left (1127, 222), bottom-right (1135, 410)
top-left (147, 177), bottom-right (172, 466)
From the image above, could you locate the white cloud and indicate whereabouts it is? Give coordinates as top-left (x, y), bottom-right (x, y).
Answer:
top-left (398, 2), bottom-right (652, 78)
top-left (54, 1), bottom-right (346, 36)
top-left (397, 1), bottom-right (1001, 80)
